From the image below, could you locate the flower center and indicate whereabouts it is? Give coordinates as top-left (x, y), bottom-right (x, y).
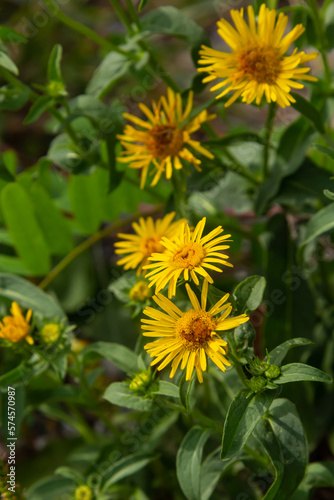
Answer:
top-left (146, 125), bottom-right (184, 159)
top-left (237, 46), bottom-right (282, 84)
top-left (172, 243), bottom-right (205, 269)
top-left (129, 281), bottom-right (151, 302)
top-left (176, 310), bottom-right (216, 349)
top-left (141, 236), bottom-right (164, 256)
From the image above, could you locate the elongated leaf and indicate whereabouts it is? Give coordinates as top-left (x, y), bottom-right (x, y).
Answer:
top-left (254, 398), bottom-right (308, 500)
top-left (86, 51), bottom-right (133, 98)
top-left (298, 203), bottom-right (334, 257)
top-left (267, 338), bottom-right (314, 366)
top-left (68, 169), bottom-right (105, 234)
top-left (141, 6), bottom-right (209, 63)
top-left (47, 44), bottom-right (63, 82)
top-left (179, 370), bottom-right (195, 412)
top-left (221, 389), bottom-right (275, 461)
top-left (315, 144), bottom-right (334, 160)
top-left (24, 475), bottom-right (73, 500)
top-left (103, 382), bottom-right (154, 411)
top-left (176, 426), bottom-right (212, 500)
top-left (30, 184), bottom-right (73, 255)
top-left (1, 183), bottom-right (51, 275)
top-left (0, 255), bottom-right (30, 275)
top-left (274, 363), bottom-right (332, 384)
top-left (24, 95), bottom-right (53, 125)
top-left (291, 462), bottom-right (334, 500)
top-left (0, 273), bottom-right (65, 320)
top-left (0, 26), bottom-right (27, 44)
top-left (55, 467), bottom-right (84, 483)
top-left (0, 359), bottom-right (49, 390)
top-left (102, 454), bottom-right (155, 491)
top-left (233, 275), bottom-right (266, 313)
top-left (206, 132), bottom-right (265, 148)
top-left (153, 380), bottom-right (179, 398)
top-left (0, 49), bottom-right (18, 74)
top-left (291, 93), bottom-right (325, 134)
top-left (139, 0), bottom-right (149, 11)
top-left (200, 448), bottom-right (235, 500)
top-left (0, 83), bottom-right (30, 111)
top-left (83, 342), bottom-right (139, 373)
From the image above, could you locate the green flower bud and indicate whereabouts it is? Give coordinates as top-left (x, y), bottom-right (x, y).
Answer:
top-left (264, 365), bottom-right (281, 379)
top-left (248, 376), bottom-right (267, 393)
top-left (75, 485), bottom-right (93, 500)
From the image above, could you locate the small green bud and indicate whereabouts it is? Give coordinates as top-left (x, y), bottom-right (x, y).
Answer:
top-left (247, 376), bottom-right (267, 393)
top-left (129, 369), bottom-right (152, 393)
top-left (264, 365), bottom-right (281, 379)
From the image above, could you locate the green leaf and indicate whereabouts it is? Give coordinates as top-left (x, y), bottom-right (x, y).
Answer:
top-left (254, 398), bottom-right (308, 500)
top-left (0, 49), bottom-right (18, 74)
top-left (200, 448), bottom-right (234, 500)
top-left (68, 169), bottom-right (106, 234)
top-left (103, 381), bottom-right (153, 411)
top-left (0, 255), bottom-right (30, 275)
top-left (267, 338), bottom-right (314, 366)
top-left (291, 93), bottom-right (325, 134)
top-left (153, 381), bottom-right (179, 398)
top-left (256, 119), bottom-right (313, 214)
top-left (86, 51), bottom-right (133, 98)
top-left (0, 359), bottom-right (49, 390)
top-left (1, 183), bottom-right (51, 275)
top-left (24, 95), bottom-right (53, 125)
top-left (274, 363), bottom-right (332, 385)
top-left (138, 0), bottom-right (149, 11)
top-left (141, 6), bottom-right (209, 63)
top-left (0, 83), bottom-right (30, 111)
top-left (83, 342), bottom-right (139, 373)
top-left (102, 454), bottom-right (155, 492)
top-left (221, 389), bottom-right (275, 461)
top-left (47, 134), bottom-right (92, 173)
top-left (47, 44), bottom-right (63, 82)
top-left (314, 144), bottom-right (334, 161)
top-left (233, 275), bottom-right (266, 313)
top-left (298, 203), bottom-right (334, 258)
top-left (0, 26), bottom-right (27, 44)
top-left (291, 462), bottom-right (334, 500)
top-left (24, 475), bottom-right (73, 500)
top-left (30, 183), bottom-right (74, 255)
top-left (0, 273), bottom-right (65, 320)
top-left (176, 426), bottom-right (212, 500)
top-left (324, 189), bottom-right (334, 201)
top-left (55, 466), bottom-right (84, 483)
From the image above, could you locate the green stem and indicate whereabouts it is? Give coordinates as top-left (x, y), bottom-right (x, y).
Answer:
top-left (125, 0), bottom-right (142, 31)
top-left (307, 0), bottom-right (331, 84)
top-left (222, 150), bottom-right (260, 185)
top-left (38, 206), bottom-right (162, 290)
top-left (171, 171), bottom-right (189, 220)
top-left (228, 336), bottom-right (248, 388)
top-left (109, 0), bottom-right (135, 34)
top-left (42, 0), bottom-right (134, 58)
top-left (263, 102), bottom-right (277, 178)
top-left (66, 402), bottom-right (96, 444)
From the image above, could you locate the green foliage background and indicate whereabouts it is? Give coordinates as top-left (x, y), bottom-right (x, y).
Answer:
top-left (0, 0), bottom-right (334, 499)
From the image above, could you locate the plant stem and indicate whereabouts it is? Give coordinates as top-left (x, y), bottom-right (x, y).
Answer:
top-left (222, 149), bottom-right (260, 185)
top-left (38, 206), bottom-right (162, 290)
top-left (228, 336), bottom-right (248, 388)
top-left (307, 0), bottom-right (331, 84)
top-left (42, 0), bottom-right (134, 58)
top-left (171, 171), bottom-right (189, 220)
top-left (109, 0), bottom-right (135, 34)
top-left (263, 102), bottom-right (277, 178)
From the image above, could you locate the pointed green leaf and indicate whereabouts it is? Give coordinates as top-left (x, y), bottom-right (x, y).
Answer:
top-left (47, 44), bottom-right (63, 82)
top-left (291, 93), bottom-right (325, 134)
top-left (1, 183), bottom-right (51, 275)
top-left (221, 389), bottom-right (275, 461)
top-left (298, 203), bottom-right (334, 257)
top-left (233, 275), bottom-right (266, 313)
top-left (24, 95), bottom-right (53, 124)
top-left (102, 454), bottom-right (155, 491)
top-left (267, 338), bottom-right (314, 366)
top-left (83, 342), bottom-right (139, 373)
top-left (176, 426), bottom-right (212, 500)
top-left (103, 381), bottom-right (153, 411)
top-left (0, 49), bottom-right (18, 74)
top-left (153, 381), bottom-right (179, 398)
top-left (274, 363), bottom-right (332, 384)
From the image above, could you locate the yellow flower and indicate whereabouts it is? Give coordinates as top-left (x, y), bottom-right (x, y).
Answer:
top-left (197, 4), bottom-right (318, 108)
top-left (0, 302), bottom-right (33, 345)
top-left (144, 217), bottom-right (232, 298)
top-left (75, 485), bottom-right (93, 500)
top-left (115, 212), bottom-right (186, 275)
top-left (142, 280), bottom-right (249, 382)
top-left (40, 323), bottom-right (61, 343)
top-left (129, 281), bottom-right (152, 302)
top-left (70, 338), bottom-right (89, 354)
top-left (117, 88), bottom-right (215, 188)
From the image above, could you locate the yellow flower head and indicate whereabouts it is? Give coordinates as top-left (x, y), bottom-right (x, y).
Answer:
top-left (75, 485), bottom-right (93, 500)
top-left (144, 217), bottom-right (232, 298)
top-left (0, 302), bottom-right (33, 345)
top-left (129, 281), bottom-right (152, 302)
top-left (142, 280), bottom-right (249, 382)
top-left (197, 4), bottom-right (318, 108)
top-left (114, 212), bottom-right (186, 275)
top-left (117, 88), bottom-right (215, 188)
top-left (70, 338), bottom-right (89, 354)
top-left (40, 323), bottom-right (61, 343)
